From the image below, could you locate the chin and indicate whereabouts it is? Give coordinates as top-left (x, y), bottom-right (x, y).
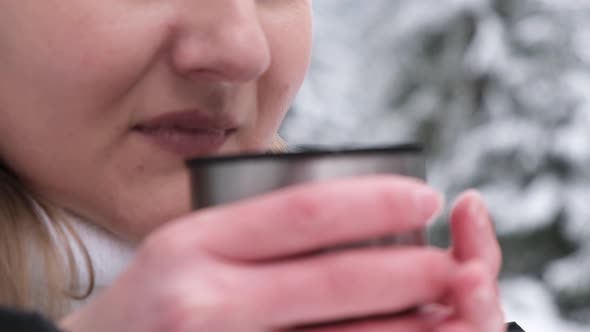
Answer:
top-left (99, 188), bottom-right (192, 243)
top-left (126, 206), bottom-right (190, 242)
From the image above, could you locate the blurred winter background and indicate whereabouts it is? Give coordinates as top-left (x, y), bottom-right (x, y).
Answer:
top-left (280, 1), bottom-right (590, 331)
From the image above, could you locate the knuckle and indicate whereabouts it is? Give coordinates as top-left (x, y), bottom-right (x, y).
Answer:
top-left (282, 190), bottom-right (328, 232)
top-left (286, 189), bottom-right (325, 220)
top-left (153, 283), bottom-right (229, 332)
top-left (418, 250), bottom-right (454, 286)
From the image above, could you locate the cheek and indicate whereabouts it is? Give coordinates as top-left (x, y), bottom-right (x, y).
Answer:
top-left (0, 2), bottom-right (176, 227)
top-left (266, 6), bottom-right (313, 91)
top-left (0, 2), bottom-right (171, 114)
top-left (255, 9), bottom-right (313, 134)
top-left (0, 1), bottom-right (173, 173)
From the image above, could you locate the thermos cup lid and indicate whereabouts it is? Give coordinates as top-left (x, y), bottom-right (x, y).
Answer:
top-left (187, 143), bottom-right (422, 166)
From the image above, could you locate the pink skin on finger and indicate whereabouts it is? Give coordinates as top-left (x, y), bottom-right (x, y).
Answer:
top-left (243, 248), bottom-right (455, 328)
top-left (449, 262), bottom-right (506, 332)
top-left (183, 176), bottom-right (443, 261)
top-left (450, 190), bottom-right (502, 277)
top-left (290, 314), bottom-right (433, 332)
top-left (434, 321), bottom-right (474, 332)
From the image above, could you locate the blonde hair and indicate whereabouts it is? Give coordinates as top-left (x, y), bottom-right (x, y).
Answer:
top-left (269, 135), bottom-right (289, 153)
top-left (0, 135), bottom-right (287, 319)
top-left (0, 162), bottom-right (93, 319)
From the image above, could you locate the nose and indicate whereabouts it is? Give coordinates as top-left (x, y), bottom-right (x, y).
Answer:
top-left (168, 0), bottom-right (271, 83)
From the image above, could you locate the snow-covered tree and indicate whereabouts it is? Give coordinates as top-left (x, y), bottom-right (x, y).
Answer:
top-left (283, 1), bottom-right (590, 330)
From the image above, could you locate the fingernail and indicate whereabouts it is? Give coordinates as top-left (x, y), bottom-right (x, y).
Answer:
top-left (467, 192), bottom-right (487, 228)
top-left (414, 187), bottom-right (443, 222)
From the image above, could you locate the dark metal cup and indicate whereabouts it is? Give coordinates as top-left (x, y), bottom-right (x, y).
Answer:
top-left (186, 146), bottom-right (522, 330)
top-left (186, 143), bottom-right (427, 247)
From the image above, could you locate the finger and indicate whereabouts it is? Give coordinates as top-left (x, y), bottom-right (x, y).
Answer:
top-left (187, 176), bottom-right (443, 261)
top-left (433, 320), bottom-right (474, 332)
top-left (288, 302), bottom-right (459, 332)
top-left (240, 248), bottom-right (454, 327)
top-left (287, 313), bottom-right (432, 332)
top-left (450, 190), bottom-right (502, 277)
top-left (449, 262), bottom-right (506, 332)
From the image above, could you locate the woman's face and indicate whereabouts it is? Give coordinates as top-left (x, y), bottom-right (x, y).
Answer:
top-left (0, 0), bottom-right (312, 241)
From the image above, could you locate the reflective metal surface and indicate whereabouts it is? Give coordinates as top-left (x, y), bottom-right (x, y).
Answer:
top-left (187, 144), bottom-right (426, 246)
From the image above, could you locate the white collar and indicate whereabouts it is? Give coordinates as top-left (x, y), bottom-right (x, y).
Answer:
top-left (66, 218), bottom-right (135, 309)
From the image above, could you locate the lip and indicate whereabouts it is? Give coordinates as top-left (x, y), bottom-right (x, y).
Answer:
top-left (133, 110), bottom-right (239, 158)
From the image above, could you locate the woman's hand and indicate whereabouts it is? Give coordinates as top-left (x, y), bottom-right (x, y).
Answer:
top-left (425, 191), bottom-right (505, 332)
top-left (60, 176), bottom-right (504, 332)
top-left (450, 191), bottom-right (502, 280)
top-left (453, 191), bottom-right (505, 332)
